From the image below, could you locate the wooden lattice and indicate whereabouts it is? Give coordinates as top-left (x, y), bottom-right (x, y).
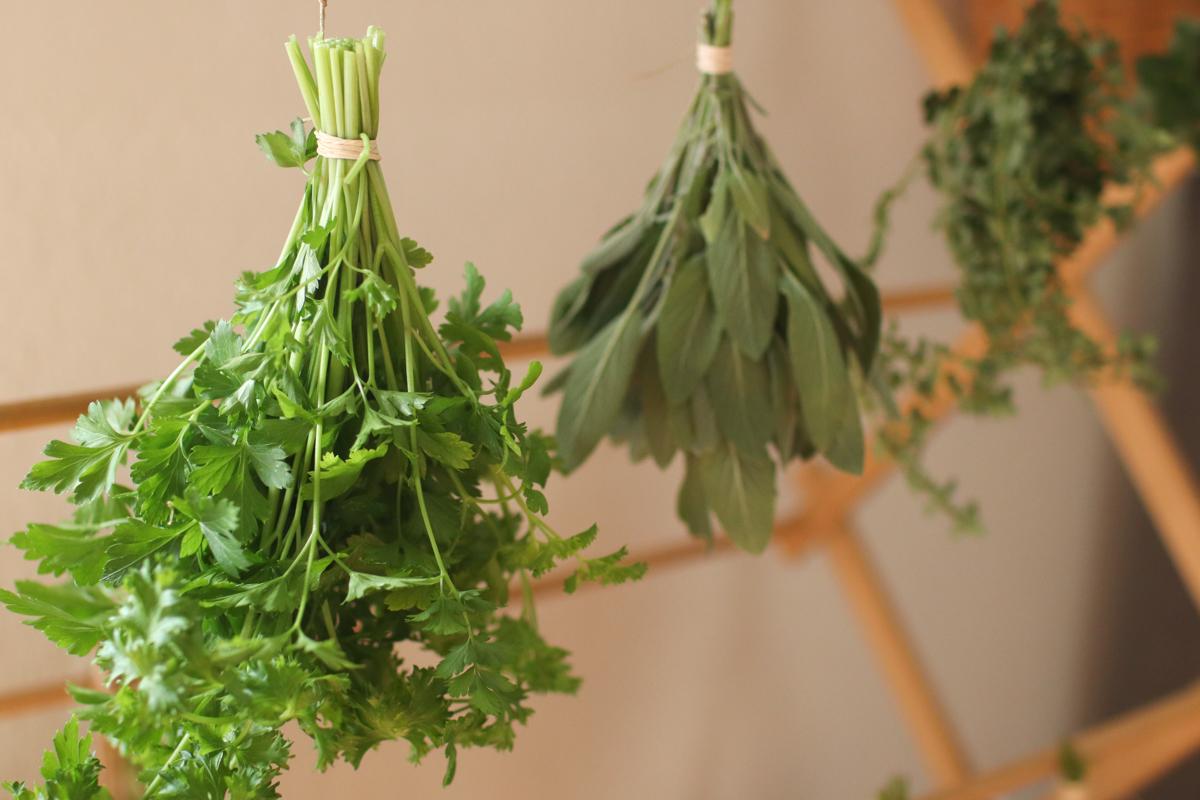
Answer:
top-left (0, 3), bottom-right (1198, 797)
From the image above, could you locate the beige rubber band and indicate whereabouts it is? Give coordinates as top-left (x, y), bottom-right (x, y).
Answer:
top-left (315, 130), bottom-right (381, 161)
top-left (696, 44), bottom-right (733, 75)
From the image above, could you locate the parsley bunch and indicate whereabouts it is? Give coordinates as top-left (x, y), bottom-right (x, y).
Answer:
top-left (3, 27), bottom-right (639, 797)
top-left (548, 0), bottom-right (881, 552)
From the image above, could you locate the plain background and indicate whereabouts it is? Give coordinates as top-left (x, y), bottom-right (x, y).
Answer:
top-left (0, 1), bottom-right (1197, 797)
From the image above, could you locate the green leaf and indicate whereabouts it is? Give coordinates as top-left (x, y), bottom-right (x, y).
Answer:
top-left (705, 337), bottom-right (773, 454)
top-left (296, 633), bottom-right (357, 671)
top-left (21, 401), bottom-right (136, 503)
top-left (502, 361), bottom-right (543, 407)
top-left (103, 520), bottom-right (183, 583)
top-left (447, 664), bottom-right (521, 717)
top-left (255, 118), bottom-right (314, 168)
top-left (555, 309), bottom-right (645, 470)
top-left (345, 572), bottom-right (440, 603)
top-left (11, 523), bottom-right (109, 586)
top-left (580, 215), bottom-right (651, 277)
top-left (700, 172), bottom-right (730, 243)
top-left (824, 399), bottom-right (865, 475)
top-left (400, 237), bottom-right (434, 269)
top-left (409, 592), bottom-right (490, 636)
top-left (172, 320), bottom-right (216, 356)
top-left (447, 263), bottom-right (523, 341)
top-left (706, 217), bottom-right (778, 359)
top-left (699, 442), bottom-right (776, 553)
top-left (9, 716), bottom-right (109, 800)
top-left (781, 273), bottom-right (853, 452)
top-left (656, 255), bottom-right (722, 404)
top-left (727, 163), bottom-right (771, 239)
top-left (637, 347), bottom-right (675, 468)
top-left (0, 581), bottom-right (114, 656)
top-left (72, 399), bottom-right (136, 448)
top-left (247, 440), bottom-right (291, 490)
top-left (176, 493), bottom-right (248, 577)
top-left (677, 456), bottom-right (712, 539)
top-left (766, 340), bottom-right (799, 463)
top-left (417, 431), bottom-right (475, 470)
top-left (374, 390), bottom-right (431, 418)
top-left (563, 547), bottom-right (647, 594)
top-left (345, 271), bottom-right (400, 317)
top-left (301, 445), bottom-right (389, 501)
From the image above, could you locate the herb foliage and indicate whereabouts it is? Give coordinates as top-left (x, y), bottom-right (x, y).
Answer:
top-left (548, 0), bottom-right (882, 551)
top-left (1138, 18), bottom-right (1200, 150)
top-left (3, 27), bottom-right (639, 797)
top-left (872, 0), bottom-right (1180, 532)
top-left (920, 0), bottom-right (1165, 411)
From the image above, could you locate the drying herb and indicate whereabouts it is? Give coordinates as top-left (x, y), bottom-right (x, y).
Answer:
top-left (1058, 740), bottom-right (1087, 783)
top-left (2, 27), bottom-right (638, 797)
top-left (1138, 19), bottom-right (1200, 150)
top-left (548, 0), bottom-right (881, 552)
top-left (868, 0), bottom-right (1177, 533)
top-left (877, 777), bottom-right (910, 800)
top-left (920, 0), bottom-right (1164, 413)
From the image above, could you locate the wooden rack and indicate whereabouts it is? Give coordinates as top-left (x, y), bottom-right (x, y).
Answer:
top-left (1, 3), bottom-right (1198, 796)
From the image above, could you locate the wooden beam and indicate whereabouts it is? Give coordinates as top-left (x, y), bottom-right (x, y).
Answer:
top-left (0, 678), bottom-right (73, 718)
top-left (889, 0), bottom-right (975, 88)
top-left (0, 332), bottom-right (545, 435)
top-left (921, 681), bottom-right (1200, 800)
top-left (1068, 292), bottom-right (1200, 614)
top-left (826, 525), bottom-right (972, 787)
top-left (0, 286), bottom-right (958, 437)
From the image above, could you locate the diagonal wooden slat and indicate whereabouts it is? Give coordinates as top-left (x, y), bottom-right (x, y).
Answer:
top-left (825, 523), bottom-right (972, 785)
top-left (920, 681), bottom-right (1200, 800)
top-left (1069, 291), bottom-right (1200, 612)
top-left (890, 0), bottom-right (975, 87)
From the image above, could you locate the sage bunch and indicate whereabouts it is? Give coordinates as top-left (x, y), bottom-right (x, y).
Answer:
top-left (548, 0), bottom-right (882, 552)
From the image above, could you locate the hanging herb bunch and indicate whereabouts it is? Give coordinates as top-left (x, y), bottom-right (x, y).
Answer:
top-left (548, 0), bottom-right (881, 552)
top-left (865, 0), bottom-right (1180, 534)
top-left (2, 27), bottom-right (640, 798)
top-left (1138, 18), bottom-right (1200, 151)
top-left (916, 0), bottom-right (1168, 415)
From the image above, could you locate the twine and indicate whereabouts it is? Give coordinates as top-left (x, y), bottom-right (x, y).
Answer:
top-left (315, 130), bottom-right (381, 161)
top-left (696, 44), bottom-right (733, 75)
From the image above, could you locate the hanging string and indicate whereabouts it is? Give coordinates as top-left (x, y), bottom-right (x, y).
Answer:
top-left (319, 0), bottom-right (328, 39)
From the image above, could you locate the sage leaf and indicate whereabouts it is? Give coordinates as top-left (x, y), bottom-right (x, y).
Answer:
top-left (706, 337), bottom-right (773, 454)
top-left (556, 309), bottom-right (646, 469)
top-left (677, 456), bottom-right (713, 539)
top-left (699, 443), bottom-right (776, 553)
top-left (706, 216), bottom-right (778, 359)
top-left (781, 273), bottom-right (852, 452)
top-left (656, 254), bottom-right (722, 404)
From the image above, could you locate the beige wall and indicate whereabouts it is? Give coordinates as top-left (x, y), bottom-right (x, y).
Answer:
top-left (0, 2), bottom-right (1194, 797)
